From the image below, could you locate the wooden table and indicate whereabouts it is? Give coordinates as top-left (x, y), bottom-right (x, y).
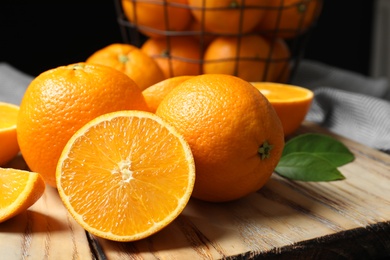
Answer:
top-left (1, 122), bottom-right (390, 259)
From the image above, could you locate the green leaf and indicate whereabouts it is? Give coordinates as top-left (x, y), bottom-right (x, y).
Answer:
top-left (275, 152), bottom-right (346, 182)
top-left (282, 133), bottom-right (355, 167)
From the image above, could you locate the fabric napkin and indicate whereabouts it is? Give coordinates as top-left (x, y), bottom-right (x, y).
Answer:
top-left (1, 60), bottom-right (390, 154)
top-left (292, 60), bottom-right (390, 154)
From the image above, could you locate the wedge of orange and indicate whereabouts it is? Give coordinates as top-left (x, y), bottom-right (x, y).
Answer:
top-left (0, 102), bottom-right (20, 166)
top-left (142, 75), bottom-right (193, 113)
top-left (251, 82), bottom-right (314, 136)
top-left (0, 168), bottom-right (45, 223)
top-left (56, 110), bottom-right (195, 242)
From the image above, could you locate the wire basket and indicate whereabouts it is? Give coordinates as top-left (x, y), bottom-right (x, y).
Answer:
top-left (113, 0), bottom-right (323, 83)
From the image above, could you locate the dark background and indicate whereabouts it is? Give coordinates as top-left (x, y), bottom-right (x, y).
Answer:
top-left (0, 1), bottom-right (374, 77)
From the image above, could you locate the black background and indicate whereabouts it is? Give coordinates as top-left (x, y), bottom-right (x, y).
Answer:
top-left (0, 1), bottom-right (374, 77)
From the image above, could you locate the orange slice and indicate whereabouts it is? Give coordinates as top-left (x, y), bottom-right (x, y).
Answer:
top-left (0, 102), bottom-right (20, 166)
top-left (251, 82), bottom-right (314, 136)
top-left (56, 110), bottom-right (195, 242)
top-left (142, 76), bottom-right (193, 113)
top-left (0, 168), bottom-right (45, 223)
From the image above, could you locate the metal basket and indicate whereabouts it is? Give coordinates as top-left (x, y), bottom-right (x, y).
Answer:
top-left (113, 0), bottom-right (323, 83)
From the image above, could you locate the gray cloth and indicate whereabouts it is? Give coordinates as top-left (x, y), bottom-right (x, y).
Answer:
top-left (0, 63), bottom-right (33, 105)
top-left (1, 60), bottom-right (390, 153)
top-left (292, 60), bottom-right (390, 154)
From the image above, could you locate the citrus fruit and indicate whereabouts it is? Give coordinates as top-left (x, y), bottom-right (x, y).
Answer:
top-left (141, 36), bottom-right (202, 78)
top-left (86, 43), bottom-right (166, 90)
top-left (257, 0), bottom-right (323, 39)
top-left (265, 38), bottom-right (291, 83)
top-left (56, 110), bottom-right (195, 242)
top-left (251, 82), bottom-right (314, 136)
top-left (142, 75), bottom-right (193, 113)
top-left (0, 102), bottom-right (20, 166)
top-left (17, 63), bottom-right (149, 187)
top-left (0, 167), bottom-right (45, 223)
top-left (156, 74), bottom-right (285, 202)
top-left (188, 0), bottom-right (268, 34)
top-left (203, 35), bottom-right (271, 82)
top-left (121, 0), bottom-right (191, 38)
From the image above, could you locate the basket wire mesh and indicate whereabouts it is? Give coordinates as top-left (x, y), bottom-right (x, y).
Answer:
top-left (113, 0), bottom-right (323, 83)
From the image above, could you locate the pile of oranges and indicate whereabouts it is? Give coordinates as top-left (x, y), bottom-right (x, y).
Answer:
top-left (0, 0), bottom-right (319, 244)
top-left (117, 0), bottom-right (323, 82)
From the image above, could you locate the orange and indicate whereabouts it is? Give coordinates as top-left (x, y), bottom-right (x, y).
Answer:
top-left (186, 18), bottom-right (216, 47)
top-left (0, 167), bottom-right (45, 223)
top-left (251, 82), bottom-right (314, 136)
top-left (156, 74), bottom-right (285, 202)
top-left (121, 0), bottom-right (191, 38)
top-left (56, 110), bottom-right (195, 242)
top-left (265, 38), bottom-right (291, 83)
top-left (86, 43), bottom-right (166, 90)
top-left (141, 36), bottom-right (202, 78)
top-left (17, 63), bottom-right (149, 187)
top-left (142, 75), bottom-right (193, 113)
top-left (188, 0), bottom-right (268, 34)
top-left (0, 102), bottom-right (20, 166)
top-left (257, 0), bottom-right (323, 39)
top-left (203, 35), bottom-right (272, 82)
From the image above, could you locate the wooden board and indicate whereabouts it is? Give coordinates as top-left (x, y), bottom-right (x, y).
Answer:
top-left (1, 122), bottom-right (390, 259)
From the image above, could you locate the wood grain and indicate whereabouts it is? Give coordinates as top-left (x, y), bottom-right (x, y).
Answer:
top-left (93, 122), bottom-right (390, 259)
top-left (0, 183), bottom-right (93, 259)
top-left (1, 122), bottom-right (389, 259)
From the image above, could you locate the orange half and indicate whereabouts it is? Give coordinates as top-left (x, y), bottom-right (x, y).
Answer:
top-left (0, 102), bottom-right (20, 166)
top-left (56, 110), bottom-right (195, 242)
top-left (0, 168), bottom-right (45, 223)
top-left (251, 82), bottom-right (314, 136)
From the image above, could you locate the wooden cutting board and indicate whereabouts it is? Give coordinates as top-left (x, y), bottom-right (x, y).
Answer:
top-left (1, 122), bottom-right (390, 259)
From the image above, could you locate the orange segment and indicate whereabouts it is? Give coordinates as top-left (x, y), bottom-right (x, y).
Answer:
top-left (251, 82), bottom-right (314, 136)
top-left (0, 168), bottom-right (45, 223)
top-left (56, 110), bottom-right (195, 242)
top-left (0, 102), bottom-right (20, 166)
top-left (142, 75), bottom-right (194, 113)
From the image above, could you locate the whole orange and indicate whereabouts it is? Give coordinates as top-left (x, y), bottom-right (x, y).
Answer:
top-left (86, 43), bottom-right (166, 90)
top-left (257, 0), bottom-right (323, 39)
top-left (17, 63), bottom-right (149, 187)
top-left (121, 0), bottom-right (191, 38)
top-left (265, 38), bottom-right (291, 83)
top-left (203, 35), bottom-right (271, 82)
top-left (141, 36), bottom-right (202, 78)
top-left (156, 74), bottom-right (285, 202)
top-left (142, 75), bottom-right (193, 113)
top-left (188, 0), bottom-right (268, 34)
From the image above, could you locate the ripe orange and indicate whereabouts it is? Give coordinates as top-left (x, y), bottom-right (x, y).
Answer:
top-left (156, 74), bottom-right (285, 202)
top-left (265, 38), bottom-right (291, 83)
top-left (141, 36), bottom-right (202, 78)
top-left (56, 110), bottom-right (195, 242)
top-left (0, 168), bottom-right (45, 223)
top-left (251, 82), bottom-right (314, 136)
top-left (188, 0), bottom-right (268, 34)
top-left (86, 43), bottom-right (166, 90)
top-left (142, 75), bottom-right (193, 113)
top-left (17, 63), bottom-right (149, 187)
top-left (203, 35), bottom-right (272, 82)
top-left (121, 0), bottom-right (191, 38)
top-left (257, 0), bottom-right (323, 39)
top-left (0, 102), bottom-right (20, 166)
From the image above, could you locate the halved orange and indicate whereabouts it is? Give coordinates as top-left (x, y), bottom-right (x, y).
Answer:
top-left (0, 102), bottom-right (20, 166)
top-left (251, 82), bottom-right (314, 136)
top-left (56, 110), bottom-right (195, 242)
top-left (0, 168), bottom-right (45, 223)
top-left (142, 75), bottom-right (193, 113)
